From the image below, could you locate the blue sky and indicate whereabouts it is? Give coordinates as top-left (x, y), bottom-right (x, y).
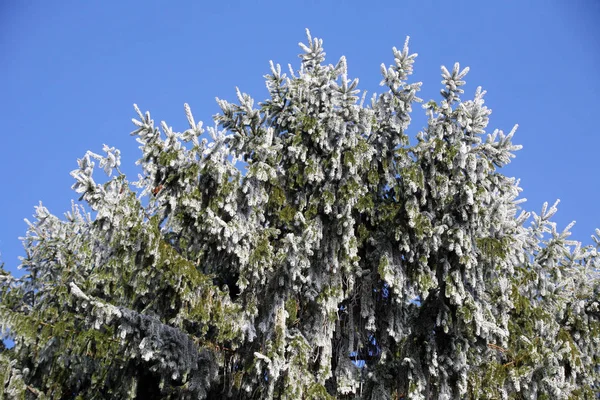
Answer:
top-left (1, 1), bottom-right (599, 276)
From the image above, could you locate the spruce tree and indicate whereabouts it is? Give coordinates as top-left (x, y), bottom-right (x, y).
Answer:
top-left (1, 30), bottom-right (599, 399)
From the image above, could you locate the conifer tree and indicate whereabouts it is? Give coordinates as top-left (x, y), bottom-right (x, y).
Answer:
top-left (1, 30), bottom-right (599, 399)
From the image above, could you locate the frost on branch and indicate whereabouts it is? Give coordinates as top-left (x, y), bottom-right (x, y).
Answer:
top-left (1, 29), bottom-right (598, 399)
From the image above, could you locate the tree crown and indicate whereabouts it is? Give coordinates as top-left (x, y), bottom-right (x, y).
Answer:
top-left (1, 30), bottom-right (599, 399)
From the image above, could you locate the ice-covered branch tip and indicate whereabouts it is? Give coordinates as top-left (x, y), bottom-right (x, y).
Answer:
top-left (69, 281), bottom-right (122, 318)
top-left (298, 28), bottom-right (326, 68)
top-left (69, 282), bottom-right (90, 301)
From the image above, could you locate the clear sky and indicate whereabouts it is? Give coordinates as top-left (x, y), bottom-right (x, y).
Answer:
top-left (1, 1), bottom-right (599, 276)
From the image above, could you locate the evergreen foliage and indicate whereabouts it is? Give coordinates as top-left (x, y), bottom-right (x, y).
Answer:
top-left (1, 30), bottom-right (599, 399)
